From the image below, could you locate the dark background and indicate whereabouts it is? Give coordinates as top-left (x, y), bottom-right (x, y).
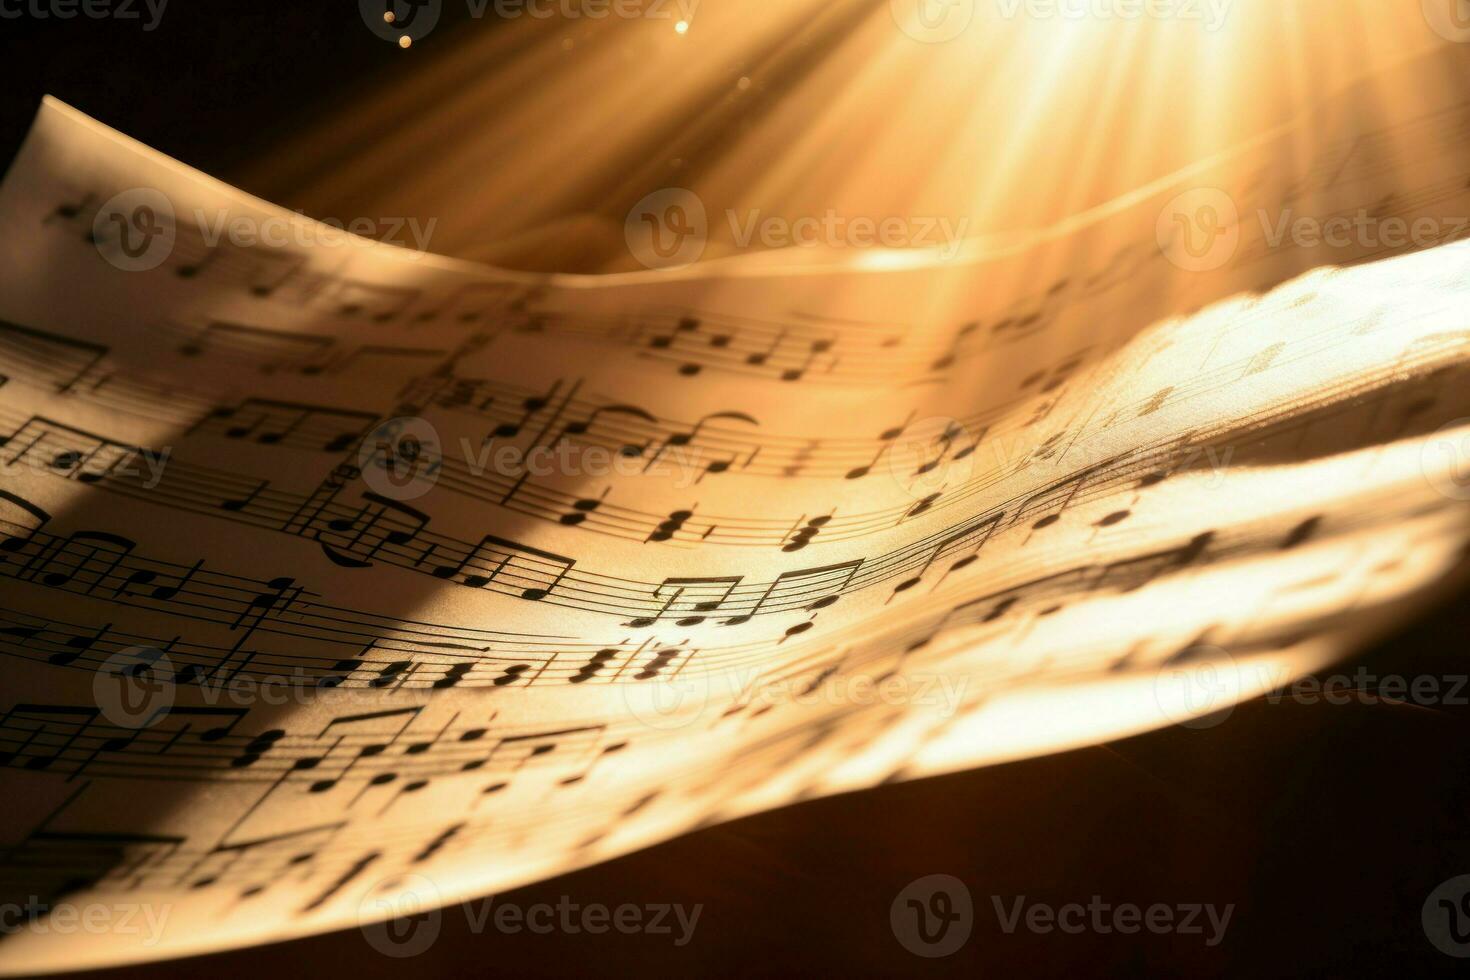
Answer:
top-left (0, 5), bottom-right (441, 195)
top-left (5, 6), bottom-right (1470, 976)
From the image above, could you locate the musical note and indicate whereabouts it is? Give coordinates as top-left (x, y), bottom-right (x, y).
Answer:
top-left (42, 622), bottom-right (112, 668)
top-left (24, 531), bottom-right (137, 592)
top-left (415, 282), bottom-right (523, 324)
top-left (6, 80), bottom-right (1470, 976)
top-left (0, 490), bottom-right (52, 557)
top-left (1012, 463), bottom-right (1109, 532)
top-left (485, 381), bottom-right (562, 440)
top-left (321, 279), bottom-right (421, 322)
top-left (314, 492), bottom-right (434, 569)
top-left (197, 399), bottom-right (376, 452)
top-left (724, 561), bottom-right (863, 626)
top-left (625, 576), bottom-right (743, 627)
top-left (430, 534), bottom-right (575, 600)
top-left (0, 318), bottom-right (108, 392)
top-left (177, 321), bottom-right (334, 373)
top-left (891, 512), bottom-right (1005, 597)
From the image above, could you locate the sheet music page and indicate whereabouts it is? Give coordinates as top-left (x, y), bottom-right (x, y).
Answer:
top-left (2, 47), bottom-right (1470, 970)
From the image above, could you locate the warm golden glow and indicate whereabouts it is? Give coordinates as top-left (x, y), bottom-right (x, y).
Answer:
top-left (5, 4), bottom-right (1470, 971)
top-left (247, 0), bottom-right (1451, 277)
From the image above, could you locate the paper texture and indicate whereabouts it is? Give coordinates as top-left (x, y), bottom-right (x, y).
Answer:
top-left (1, 72), bottom-right (1469, 970)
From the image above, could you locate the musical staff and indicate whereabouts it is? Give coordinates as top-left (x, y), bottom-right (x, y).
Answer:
top-left (4, 71), bottom-right (1470, 974)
